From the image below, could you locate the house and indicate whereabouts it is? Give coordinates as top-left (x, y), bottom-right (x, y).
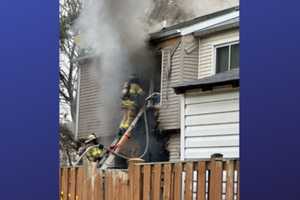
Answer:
top-left (150, 6), bottom-right (240, 161)
top-left (75, 6), bottom-right (240, 162)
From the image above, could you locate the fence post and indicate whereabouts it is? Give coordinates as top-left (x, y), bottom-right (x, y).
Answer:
top-left (209, 154), bottom-right (223, 200)
top-left (128, 158), bottom-right (144, 200)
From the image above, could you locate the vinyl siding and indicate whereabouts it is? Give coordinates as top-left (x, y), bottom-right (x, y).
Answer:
top-left (78, 63), bottom-right (114, 146)
top-left (159, 45), bottom-right (182, 130)
top-left (159, 35), bottom-right (199, 131)
top-left (183, 89), bottom-right (239, 159)
top-left (78, 63), bottom-right (102, 138)
top-left (166, 132), bottom-right (181, 161)
top-left (198, 29), bottom-right (239, 79)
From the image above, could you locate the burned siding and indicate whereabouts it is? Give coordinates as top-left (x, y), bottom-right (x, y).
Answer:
top-left (159, 44), bottom-right (182, 130)
top-left (166, 132), bottom-right (181, 161)
top-left (159, 35), bottom-right (199, 131)
top-left (182, 35), bottom-right (199, 81)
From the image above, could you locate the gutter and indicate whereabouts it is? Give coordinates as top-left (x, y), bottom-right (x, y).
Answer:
top-left (193, 19), bottom-right (239, 38)
top-left (149, 29), bottom-right (181, 43)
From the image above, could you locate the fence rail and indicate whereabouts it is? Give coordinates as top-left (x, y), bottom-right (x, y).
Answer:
top-left (60, 159), bottom-right (239, 200)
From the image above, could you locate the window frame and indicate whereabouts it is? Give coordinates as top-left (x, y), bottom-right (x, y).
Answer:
top-left (213, 40), bottom-right (240, 74)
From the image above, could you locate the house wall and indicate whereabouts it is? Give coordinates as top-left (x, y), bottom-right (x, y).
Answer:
top-left (159, 35), bottom-right (199, 131)
top-left (166, 132), bottom-right (181, 161)
top-left (181, 88), bottom-right (239, 160)
top-left (77, 60), bottom-right (114, 147)
top-left (160, 29), bottom-right (240, 161)
top-left (198, 28), bottom-right (239, 78)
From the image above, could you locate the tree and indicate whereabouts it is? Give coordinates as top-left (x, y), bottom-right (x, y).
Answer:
top-left (59, 0), bottom-right (82, 165)
top-left (59, 0), bottom-right (82, 122)
top-left (59, 122), bottom-right (81, 166)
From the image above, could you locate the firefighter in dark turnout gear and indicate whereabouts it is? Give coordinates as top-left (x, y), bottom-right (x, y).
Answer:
top-left (117, 74), bottom-right (144, 138)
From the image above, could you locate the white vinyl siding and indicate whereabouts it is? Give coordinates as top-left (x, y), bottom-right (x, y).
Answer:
top-left (182, 89), bottom-right (239, 160)
top-left (198, 29), bottom-right (239, 79)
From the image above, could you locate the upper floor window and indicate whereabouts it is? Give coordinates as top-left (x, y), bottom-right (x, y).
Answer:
top-left (216, 42), bottom-right (239, 73)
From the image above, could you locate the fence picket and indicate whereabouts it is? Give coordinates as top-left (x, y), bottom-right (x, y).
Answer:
top-left (225, 161), bottom-right (234, 200)
top-left (184, 162), bottom-right (194, 200)
top-left (170, 164), bottom-right (175, 200)
top-left (163, 164), bottom-right (172, 200)
top-left (133, 165), bottom-right (142, 200)
top-left (236, 161), bottom-right (240, 200)
top-left (209, 159), bottom-right (223, 200)
top-left (99, 171), bottom-right (104, 200)
top-left (68, 168), bottom-right (76, 200)
top-left (173, 163), bottom-right (182, 200)
top-left (61, 168), bottom-right (69, 200)
top-left (105, 171), bottom-right (113, 200)
top-left (76, 168), bottom-right (84, 200)
top-left (113, 171), bottom-right (120, 200)
top-left (152, 164), bottom-right (162, 200)
top-left (59, 168), bottom-right (62, 200)
top-left (93, 172), bottom-right (101, 200)
top-left (143, 165), bottom-right (151, 200)
top-left (197, 161), bottom-right (206, 200)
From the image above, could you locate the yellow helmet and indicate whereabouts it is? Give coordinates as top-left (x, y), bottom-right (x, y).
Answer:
top-left (84, 133), bottom-right (97, 144)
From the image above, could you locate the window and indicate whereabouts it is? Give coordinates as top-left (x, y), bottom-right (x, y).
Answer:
top-left (216, 43), bottom-right (239, 73)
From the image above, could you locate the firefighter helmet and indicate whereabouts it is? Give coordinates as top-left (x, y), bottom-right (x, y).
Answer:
top-left (128, 74), bottom-right (140, 85)
top-left (85, 133), bottom-right (97, 144)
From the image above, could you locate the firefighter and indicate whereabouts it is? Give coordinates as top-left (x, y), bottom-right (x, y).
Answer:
top-left (117, 74), bottom-right (144, 138)
top-left (80, 133), bottom-right (104, 162)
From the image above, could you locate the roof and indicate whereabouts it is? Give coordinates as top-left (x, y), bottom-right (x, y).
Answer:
top-left (193, 17), bottom-right (239, 37)
top-left (173, 69), bottom-right (239, 94)
top-left (150, 6), bottom-right (239, 42)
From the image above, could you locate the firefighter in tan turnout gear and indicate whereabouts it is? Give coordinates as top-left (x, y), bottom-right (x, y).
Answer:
top-left (117, 74), bottom-right (144, 139)
top-left (79, 133), bottom-right (104, 162)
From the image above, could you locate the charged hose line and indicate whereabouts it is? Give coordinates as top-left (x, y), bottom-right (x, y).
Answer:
top-left (74, 93), bottom-right (156, 166)
top-left (74, 109), bottom-right (150, 165)
top-left (105, 109), bottom-right (150, 160)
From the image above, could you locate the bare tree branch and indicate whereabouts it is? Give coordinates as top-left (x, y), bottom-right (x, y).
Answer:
top-left (59, 0), bottom-right (82, 166)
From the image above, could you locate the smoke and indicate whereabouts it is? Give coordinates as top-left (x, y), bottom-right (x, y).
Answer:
top-left (75, 0), bottom-right (239, 137)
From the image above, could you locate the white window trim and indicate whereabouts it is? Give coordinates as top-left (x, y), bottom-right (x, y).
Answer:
top-left (180, 94), bottom-right (185, 161)
top-left (212, 39), bottom-right (240, 74)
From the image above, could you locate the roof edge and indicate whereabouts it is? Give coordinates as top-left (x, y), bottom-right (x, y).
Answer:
top-left (173, 69), bottom-right (240, 94)
top-left (149, 6), bottom-right (239, 42)
top-left (193, 18), bottom-right (239, 37)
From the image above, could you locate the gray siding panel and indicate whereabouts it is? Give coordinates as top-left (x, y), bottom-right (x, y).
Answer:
top-left (78, 64), bottom-right (102, 138)
top-left (78, 64), bottom-right (116, 147)
top-left (167, 132), bottom-right (181, 161)
top-left (159, 35), bottom-right (199, 131)
top-left (159, 45), bottom-right (182, 130)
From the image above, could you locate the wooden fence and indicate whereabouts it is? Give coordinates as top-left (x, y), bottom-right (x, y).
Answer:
top-left (60, 159), bottom-right (239, 200)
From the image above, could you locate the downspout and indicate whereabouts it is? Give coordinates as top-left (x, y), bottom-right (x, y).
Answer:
top-left (74, 66), bottom-right (81, 141)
